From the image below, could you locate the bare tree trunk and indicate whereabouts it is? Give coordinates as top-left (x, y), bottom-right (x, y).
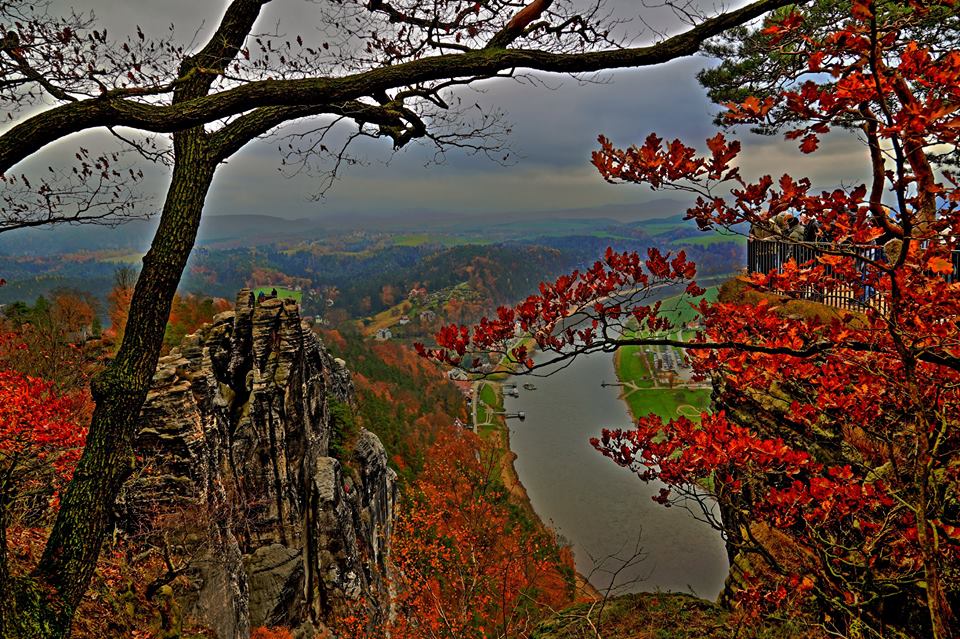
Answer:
top-left (913, 417), bottom-right (955, 639)
top-left (2, 128), bottom-right (214, 639)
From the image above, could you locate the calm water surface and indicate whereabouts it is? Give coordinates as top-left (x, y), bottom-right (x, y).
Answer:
top-left (504, 349), bottom-right (729, 597)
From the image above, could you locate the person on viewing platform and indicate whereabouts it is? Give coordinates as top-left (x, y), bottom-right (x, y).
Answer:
top-left (771, 212), bottom-right (797, 267)
top-left (803, 218), bottom-right (821, 243)
top-left (749, 220), bottom-right (777, 273)
top-left (787, 216), bottom-right (803, 241)
top-left (771, 211), bottom-right (796, 235)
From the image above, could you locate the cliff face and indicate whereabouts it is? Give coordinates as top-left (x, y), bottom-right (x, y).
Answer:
top-left (121, 290), bottom-right (396, 638)
top-left (709, 279), bottom-right (876, 606)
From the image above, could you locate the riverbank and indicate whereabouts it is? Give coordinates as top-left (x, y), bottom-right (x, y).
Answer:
top-left (474, 380), bottom-right (603, 602)
top-left (501, 346), bottom-right (729, 598)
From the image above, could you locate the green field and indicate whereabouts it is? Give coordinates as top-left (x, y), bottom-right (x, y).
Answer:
top-left (613, 286), bottom-right (719, 421)
top-left (252, 286), bottom-right (303, 303)
top-left (642, 218), bottom-right (686, 235)
top-left (621, 387), bottom-right (711, 421)
top-left (672, 233), bottom-right (747, 247)
top-left (656, 285), bottom-right (719, 326)
top-left (475, 382), bottom-right (504, 432)
top-left (477, 402), bottom-right (489, 426)
top-left (479, 383), bottom-right (497, 408)
top-left (615, 347), bottom-right (656, 389)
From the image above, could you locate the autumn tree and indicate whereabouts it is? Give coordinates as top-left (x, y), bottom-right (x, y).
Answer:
top-left (0, 291), bottom-right (97, 393)
top-left (105, 266), bottom-right (135, 345)
top-left (49, 292), bottom-right (96, 342)
top-left (0, 0), bottom-right (805, 635)
top-left (425, 1), bottom-right (960, 637)
top-left (391, 430), bottom-right (572, 639)
top-left (380, 284), bottom-right (397, 308)
top-left (163, 293), bottom-right (231, 349)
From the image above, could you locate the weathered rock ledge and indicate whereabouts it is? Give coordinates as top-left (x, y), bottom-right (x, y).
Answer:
top-left (120, 290), bottom-right (396, 638)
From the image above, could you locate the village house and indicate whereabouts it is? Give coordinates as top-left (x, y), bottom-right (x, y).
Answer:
top-left (447, 368), bottom-right (469, 381)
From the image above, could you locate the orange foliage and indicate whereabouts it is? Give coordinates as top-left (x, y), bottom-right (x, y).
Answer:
top-left (106, 282), bottom-right (133, 342)
top-left (0, 369), bottom-right (87, 508)
top-left (50, 290), bottom-right (96, 337)
top-left (320, 329), bottom-right (347, 351)
top-left (316, 330), bottom-right (571, 637)
top-left (165, 293), bottom-right (231, 347)
top-left (0, 369), bottom-right (201, 638)
top-left (248, 267), bottom-right (309, 290)
top-left (391, 430), bottom-right (573, 639)
top-left (251, 627), bottom-right (294, 639)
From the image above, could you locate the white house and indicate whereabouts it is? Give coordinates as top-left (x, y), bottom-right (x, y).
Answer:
top-left (447, 368), bottom-right (469, 381)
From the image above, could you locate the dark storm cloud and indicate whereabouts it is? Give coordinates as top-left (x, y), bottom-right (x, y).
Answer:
top-left (18, 1), bottom-right (869, 219)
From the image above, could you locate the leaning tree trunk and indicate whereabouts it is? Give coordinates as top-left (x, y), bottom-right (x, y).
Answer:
top-left (1, 4), bottom-right (266, 633)
top-left (1, 128), bottom-right (215, 639)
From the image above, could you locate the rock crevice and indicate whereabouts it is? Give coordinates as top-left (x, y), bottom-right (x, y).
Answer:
top-left (122, 289), bottom-right (395, 638)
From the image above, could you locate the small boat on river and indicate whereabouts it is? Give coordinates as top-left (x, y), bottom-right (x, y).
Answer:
top-left (522, 383), bottom-right (537, 391)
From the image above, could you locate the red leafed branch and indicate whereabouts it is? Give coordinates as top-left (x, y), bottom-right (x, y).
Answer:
top-left (422, 3), bottom-right (960, 637)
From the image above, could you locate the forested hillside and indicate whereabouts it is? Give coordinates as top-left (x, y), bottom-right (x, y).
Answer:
top-left (0, 217), bottom-right (745, 327)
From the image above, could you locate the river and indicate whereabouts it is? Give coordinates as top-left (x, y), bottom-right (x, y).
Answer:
top-left (503, 348), bottom-right (730, 598)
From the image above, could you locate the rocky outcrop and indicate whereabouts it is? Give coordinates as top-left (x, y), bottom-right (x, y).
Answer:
top-left (121, 290), bottom-right (396, 638)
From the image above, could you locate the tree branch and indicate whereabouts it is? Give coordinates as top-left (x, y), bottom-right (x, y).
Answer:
top-left (208, 100), bottom-right (412, 160)
top-left (486, 0), bottom-right (554, 50)
top-left (518, 336), bottom-right (960, 376)
top-left (175, 0), bottom-right (272, 101)
top-left (0, 0), bottom-right (797, 174)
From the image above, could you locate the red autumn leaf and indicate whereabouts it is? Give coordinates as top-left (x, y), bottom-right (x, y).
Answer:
top-left (927, 255), bottom-right (953, 274)
top-left (799, 134), bottom-right (820, 154)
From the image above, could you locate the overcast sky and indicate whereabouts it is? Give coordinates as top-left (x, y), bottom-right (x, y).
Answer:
top-left (19, 1), bottom-right (871, 223)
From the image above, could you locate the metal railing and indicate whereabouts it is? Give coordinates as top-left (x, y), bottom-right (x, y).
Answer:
top-left (746, 238), bottom-right (960, 312)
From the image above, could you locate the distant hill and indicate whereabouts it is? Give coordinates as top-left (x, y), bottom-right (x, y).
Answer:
top-left (0, 198), bottom-right (694, 255)
top-left (0, 197), bottom-right (747, 322)
top-left (0, 219), bottom-right (159, 255)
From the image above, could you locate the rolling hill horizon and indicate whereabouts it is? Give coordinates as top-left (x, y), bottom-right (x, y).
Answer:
top-left (0, 198), bottom-right (694, 255)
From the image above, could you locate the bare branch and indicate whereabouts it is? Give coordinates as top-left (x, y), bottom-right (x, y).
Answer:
top-left (0, 0), bottom-right (797, 174)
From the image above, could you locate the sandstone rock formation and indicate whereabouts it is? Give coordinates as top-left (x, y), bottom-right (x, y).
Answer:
top-left (121, 290), bottom-right (396, 638)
